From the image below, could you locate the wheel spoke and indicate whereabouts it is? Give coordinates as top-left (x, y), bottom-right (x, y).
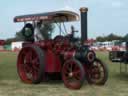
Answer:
top-left (69, 63), bottom-right (73, 72)
top-left (24, 63), bottom-right (31, 73)
top-left (31, 58), bottom-right (39, 70)
top-left (32, 58), bottom-right (38, 64)
top-left (74, 74), bottom-right (81, 80)
top-left (30, 59), bottom-right (39, 80)
top-left (32, 70), bottom-right (38, 80)
top-left (25, 51), bottom-right (33, 63)
top-left (73, 70), bottom-right (80, 76)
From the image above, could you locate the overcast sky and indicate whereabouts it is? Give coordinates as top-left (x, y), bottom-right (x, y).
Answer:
top-left (0, 0), bottom-right (128, 39)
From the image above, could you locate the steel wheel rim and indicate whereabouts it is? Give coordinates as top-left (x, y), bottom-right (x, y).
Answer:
top-left (89, 60), bottom-right (105, 83)
top-left (62, 60), bottom-right (83, 89)
top-left (17, 47), bottom-right (40, 83)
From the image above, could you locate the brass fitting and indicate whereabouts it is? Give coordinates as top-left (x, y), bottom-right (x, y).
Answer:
top-left (80, 7), bottom-right (88, 12)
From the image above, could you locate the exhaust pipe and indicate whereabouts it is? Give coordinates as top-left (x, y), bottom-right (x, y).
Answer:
top-left (80, 7), bottom-right (88, 44)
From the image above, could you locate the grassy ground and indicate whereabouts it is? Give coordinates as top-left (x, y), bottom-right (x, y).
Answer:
top-left (0, 51), bottom-right (127, 96)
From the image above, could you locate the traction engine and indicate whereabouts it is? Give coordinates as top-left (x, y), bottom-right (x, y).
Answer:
top-left (15, 7), bottom-right (108, 89)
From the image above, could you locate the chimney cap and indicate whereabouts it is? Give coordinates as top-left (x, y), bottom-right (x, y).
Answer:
top-left (80, 7), bottom-right (88, 12)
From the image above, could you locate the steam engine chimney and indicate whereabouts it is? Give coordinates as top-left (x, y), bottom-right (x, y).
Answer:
top-left (80, 7), bottom-right (88, 44)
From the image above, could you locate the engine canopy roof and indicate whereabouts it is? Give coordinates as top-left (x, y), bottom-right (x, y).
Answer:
top-left (14, 10), bottom-right (79, 23)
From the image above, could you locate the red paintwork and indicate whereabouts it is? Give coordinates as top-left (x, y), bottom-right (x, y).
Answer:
top-left (18, 35), bottom-right (107, 89)
top-left (17, 46), bottom-right (39, 83)
top-left (21, 37), bottom-right (95, 74)
top-left (45, 50), bottom-right (62, 72)
top-left (24, 39), bottom-right (75, 73)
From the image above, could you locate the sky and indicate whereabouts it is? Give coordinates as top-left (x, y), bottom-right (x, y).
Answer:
top-left (0, 0), bottom-right (128, 39)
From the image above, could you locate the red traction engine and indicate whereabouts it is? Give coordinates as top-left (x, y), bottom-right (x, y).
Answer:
top-left (14, 7), bottom-right (108, 89)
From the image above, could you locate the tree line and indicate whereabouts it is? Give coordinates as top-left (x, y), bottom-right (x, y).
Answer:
top-left (96, 33), bottom-right (128, 42)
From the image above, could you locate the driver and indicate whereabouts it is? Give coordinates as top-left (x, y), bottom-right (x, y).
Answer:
top-left (34, 21), bottom-right (44, 41)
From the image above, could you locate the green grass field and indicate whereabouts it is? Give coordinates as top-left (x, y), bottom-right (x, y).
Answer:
top-left (0, 51), bottom-right (127, 96)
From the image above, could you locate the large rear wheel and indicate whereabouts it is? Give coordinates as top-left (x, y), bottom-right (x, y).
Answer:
top-left (62, 58), bottom-right (85, 89)
top-left (17, 45), bottom-right (45, 84)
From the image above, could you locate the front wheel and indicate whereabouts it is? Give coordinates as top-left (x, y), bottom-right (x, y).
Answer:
top-left (86, 58), bottom-right (108, 85)
top-left (62, 58), bottom-right (85, 89)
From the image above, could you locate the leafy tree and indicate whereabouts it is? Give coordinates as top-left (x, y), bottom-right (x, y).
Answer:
top-left (123, 33), bottom-right (128, 41)
top-left (96, 33), bottom-right (123, 42)
top-left (106, 33), bottom-right (122, 41)
top-left (5, 38), bottom-right (19, 45)
top-left (96, 36), bottom-right (106, 42)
